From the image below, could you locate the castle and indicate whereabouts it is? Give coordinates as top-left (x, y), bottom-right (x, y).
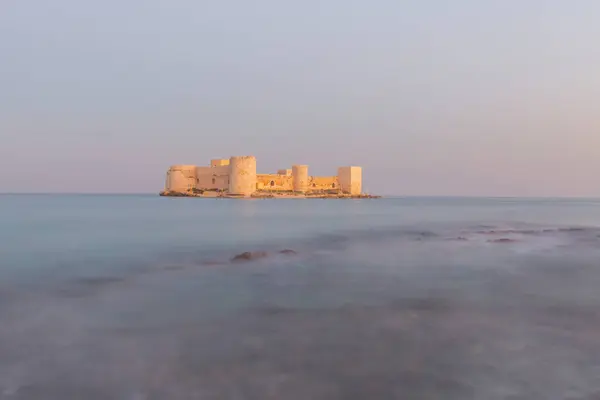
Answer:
top-left (163, 156), bottom-right (363, 197)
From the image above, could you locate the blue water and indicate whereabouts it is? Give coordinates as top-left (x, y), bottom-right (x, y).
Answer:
top-left (1, 195), bottom-right (600, 399)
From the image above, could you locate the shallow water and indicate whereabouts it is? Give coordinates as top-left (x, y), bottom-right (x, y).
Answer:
top-left (1, 195), bottom-right (600, 399)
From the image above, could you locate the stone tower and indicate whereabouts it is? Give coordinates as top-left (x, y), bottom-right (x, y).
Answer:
top-left (166, 165), bottom-right (197, 192)
top-left (292, 165), bottom-right (309, 193)
top-left (228, 156), bottom-right (257, 196)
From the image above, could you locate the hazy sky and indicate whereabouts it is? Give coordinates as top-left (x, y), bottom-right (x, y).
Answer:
top-left (1, 1), bottom-right (599, 196)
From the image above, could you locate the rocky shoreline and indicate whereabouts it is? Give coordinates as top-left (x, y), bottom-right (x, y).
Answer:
top-left (159, 190), bottom-right (381, 199)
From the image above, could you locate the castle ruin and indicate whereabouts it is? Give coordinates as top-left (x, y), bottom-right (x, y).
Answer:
top-left (162, 156), bottom-right (366, 198)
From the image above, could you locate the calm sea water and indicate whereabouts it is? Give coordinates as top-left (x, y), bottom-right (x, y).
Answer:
top-left (1, 195), bottom-right (600, 399)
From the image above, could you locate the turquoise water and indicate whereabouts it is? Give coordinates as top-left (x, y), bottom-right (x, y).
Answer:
top-left (1, 195), bottom-right (600, 399)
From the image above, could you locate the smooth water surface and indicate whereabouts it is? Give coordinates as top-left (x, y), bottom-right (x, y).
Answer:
top-left (1, 195), bottom-right (600, 399)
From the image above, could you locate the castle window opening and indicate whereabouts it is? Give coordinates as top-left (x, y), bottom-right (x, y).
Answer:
top-left (270, 180), bottom-right (275, 187)
top-left (212, 178), bottom-right (216, 184)
top-left (332, 183), bottom-right (336, 188)
top-left (312, 183), bottom-right (316, 187)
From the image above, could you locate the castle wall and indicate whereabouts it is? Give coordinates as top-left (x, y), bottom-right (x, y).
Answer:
top-left (292, 165), bottom-right (309, 192)
top-left (196, 166), bottom-right (229, 190)
top-left (166, 165), bottom-right (197, 192)
top-left (258, 174), bottom-right (338, 192)
top-left (308, 176), bottom-right (339, 191)
top-left (338, 166), bottom-right (362, 195)
top-left (256, 174), bottom-right (293, 191)
top-left (196, 167), bottom-right (212, 189)
top-left (228, 156), bottom-right (257, 196)
top-left (277, 169), bottom-right (292, 176)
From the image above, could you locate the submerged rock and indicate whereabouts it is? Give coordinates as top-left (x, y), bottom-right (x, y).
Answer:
top-left (279, 249), bottom-right (297, 255)
top-left (488, 238), bottom-right (517, 244)
top-left (447, 236), bottom-right (468, 241)
top-left (231, 251), bottom-right (269, 263)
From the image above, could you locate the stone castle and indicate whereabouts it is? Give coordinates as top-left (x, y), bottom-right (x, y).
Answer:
top-left (163, 156), bottom-right (364, 197)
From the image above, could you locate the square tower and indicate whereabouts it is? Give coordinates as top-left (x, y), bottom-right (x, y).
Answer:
top-left (338, 166), bottom-right (362, 195)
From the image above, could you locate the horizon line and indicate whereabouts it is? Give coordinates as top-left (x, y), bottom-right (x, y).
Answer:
top-left (2, 192), bottom-right (600, 200)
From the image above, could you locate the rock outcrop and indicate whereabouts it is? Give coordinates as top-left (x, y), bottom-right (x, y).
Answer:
top-left (231, 251), bottom-right (269, 263)
top-left (279, 249), bottom-right (297, 255)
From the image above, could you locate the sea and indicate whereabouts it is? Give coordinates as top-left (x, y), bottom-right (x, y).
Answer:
top-left (1, 195), bottom-right (600, 400)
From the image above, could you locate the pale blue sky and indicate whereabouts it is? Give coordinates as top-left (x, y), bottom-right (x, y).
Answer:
top-left (1, 1), bottom-right (599, 196)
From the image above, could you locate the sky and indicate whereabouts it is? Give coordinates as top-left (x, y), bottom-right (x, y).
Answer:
top-left (1, 0), bottom-right (599, 196)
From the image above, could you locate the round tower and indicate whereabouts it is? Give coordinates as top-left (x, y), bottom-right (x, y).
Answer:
top-left (228, 156), bottom-right (257, 196)
top-left (292, 165), bottom-right (309, 193)
top-left (167, 165), bottom-right (197, 192)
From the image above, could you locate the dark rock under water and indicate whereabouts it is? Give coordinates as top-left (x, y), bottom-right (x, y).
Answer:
top-left (279, 249), bottom-right (298, 255)
top-left (488, 238), bottom-right (518, 243)
top-left (231, 251), bottom-right (269, 263)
